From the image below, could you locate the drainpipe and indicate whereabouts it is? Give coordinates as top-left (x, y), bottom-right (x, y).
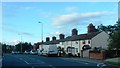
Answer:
top-left (71, 41), bottom-right (72, 55)
top-left (79, 40), bottom-right (80, 57)
top-left (90, 40), bottom-right (92, 59)
top-left (81, 50), bottom-right (83, 58)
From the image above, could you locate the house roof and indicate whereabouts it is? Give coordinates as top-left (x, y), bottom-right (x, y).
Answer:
top-left (43, 40), bottom-right (60, 45)
top-left (43, 31), bottom-right (102, 44)
top-left (63, 31), bottom-right (102, 41)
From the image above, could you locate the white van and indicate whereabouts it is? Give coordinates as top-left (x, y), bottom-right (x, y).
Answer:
top-left (40, 45), bottom-right (58, 56)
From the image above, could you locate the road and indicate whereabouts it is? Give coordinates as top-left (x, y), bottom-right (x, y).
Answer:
top-left (2, 54), bottom-right (118, 68)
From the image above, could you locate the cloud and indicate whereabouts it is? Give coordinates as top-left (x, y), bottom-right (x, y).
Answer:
top-left (12, 40), bottom-right (20, 44)
top-left (52, 11), bottom-right (115, 29)
top-left (3, 26), bottom-right (19, 33)
top-left (3, 14), bottom-right (16, 18)
top-left (66, 6), bottom-right (79, 13)
top-left (20, 6), bottom-right (36, 10)
top-left (5, 40), bottom-right (20, 45)
top-left (19, 32), bottom-right (34, 37)
top-left (38, 12), bottom-right (52, 18)
top-left (2, 25), bottom-right (34, 37)
top-left (50, 31), bottom-right (61, 36)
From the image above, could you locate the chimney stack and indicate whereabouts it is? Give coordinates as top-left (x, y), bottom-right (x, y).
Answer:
top-left (72, 28), bottom-right (78, 36)
top-left (88, 23), bottom-right (98, 33)
top-left (52, 36), bottom-right (56, 41)
top-left (46, 37), bottom-right (50, 42)
top-left (59, 34), bottom-right (65, 40)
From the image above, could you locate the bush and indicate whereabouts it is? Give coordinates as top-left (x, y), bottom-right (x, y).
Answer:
top-left (105, 50), bottom-right (120, 58)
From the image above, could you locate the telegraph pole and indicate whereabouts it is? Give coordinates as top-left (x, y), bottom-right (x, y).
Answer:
top-left (20, 34), bottom-right (22, 53)
top-left (18, 33), bottom-right (22, 53)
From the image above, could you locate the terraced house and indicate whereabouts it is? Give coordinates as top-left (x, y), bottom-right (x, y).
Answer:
top-left (39, 23), bottom-right (109, 58)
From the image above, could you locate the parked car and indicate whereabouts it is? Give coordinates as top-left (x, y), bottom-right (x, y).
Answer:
top-left (24, 50), bottom-right (30, 54)
top-left (11, 51), bottom-right (20, 54)
top-left (30, 50), bottom-right (38, 55)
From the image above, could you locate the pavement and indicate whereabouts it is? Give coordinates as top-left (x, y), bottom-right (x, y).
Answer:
top-left (2, 54), bottom-right (119, 68)
top-left (103, 57), bottom-right (120, 68)
top-left (104, 58), bottom-right (120, 63)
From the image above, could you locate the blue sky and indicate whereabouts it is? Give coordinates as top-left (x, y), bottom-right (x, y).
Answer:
top-left (2, 2), bottom-right (118, 45)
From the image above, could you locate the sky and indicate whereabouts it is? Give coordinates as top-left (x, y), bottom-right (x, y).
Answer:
top-left (1, 2), bottom-right (118, 45)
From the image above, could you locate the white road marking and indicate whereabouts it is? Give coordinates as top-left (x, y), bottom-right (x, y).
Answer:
top-left (0, 59), bottom-right (2, 62)
top-left (24, 60), bottom-right (29, 64)
top-left (49, 65), bottom-right (56, 68)
top-left (84, 63), bottom-right (88, 64)
top-left (37, 60), bottom-right (45, 64)
top-left (19, 58), bottom-right (29, 64)
top-left (97, 63), bottom-right (107, 67)
top-left (18, 56), bottom-right (55, 67)
top-left (31, 66), bottom-right (34, 68)
top-left (19, 57), bottom-right (47, 65)
top-left (49, 65), bottom-right (52, 66)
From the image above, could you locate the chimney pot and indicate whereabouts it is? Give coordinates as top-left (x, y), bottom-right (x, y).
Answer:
top-left (52, 36), bottom-right (56, 41)
top-left (72, 28), bottom-right (78, 36)
top-left (46, 37), bottom-right (50, 42)
top-left (59, 34), bottom-right (65, 39)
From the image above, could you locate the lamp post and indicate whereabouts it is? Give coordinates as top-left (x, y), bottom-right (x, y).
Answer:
top-left (38, 21), bottom-right (43, 51)
top-left (38, 21), bottom-right (43, 43)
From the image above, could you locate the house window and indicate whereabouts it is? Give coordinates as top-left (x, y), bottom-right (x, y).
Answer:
top-left (82, 40), bottom-right (85, 44)
top-left (76, 48), bottom-right (78, 52)
top-left (76, 42), bottom-right (78, 44)
top-left (68, 48), bottom-right (71, 52)
top-left (88, 40), bottom-right (90, 44)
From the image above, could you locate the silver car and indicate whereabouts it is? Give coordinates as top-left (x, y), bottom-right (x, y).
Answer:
top-left (30, 50), bottom-right (38, 55)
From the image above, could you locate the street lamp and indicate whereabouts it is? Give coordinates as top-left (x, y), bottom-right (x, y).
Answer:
top-left (38, 21), bottom-right (43, 43)
top-left (38, 21), bottom-right (43, 51)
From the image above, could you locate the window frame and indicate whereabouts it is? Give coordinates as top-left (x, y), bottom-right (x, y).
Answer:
top-left (82, 40), bottom-right (85, 44)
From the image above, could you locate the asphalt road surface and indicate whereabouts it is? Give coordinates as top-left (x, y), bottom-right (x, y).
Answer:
top-left (2, 54), bottom-right (119, 68)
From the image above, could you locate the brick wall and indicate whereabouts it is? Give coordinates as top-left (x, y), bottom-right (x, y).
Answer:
top-left (89, 51), bottom-right (105, 60)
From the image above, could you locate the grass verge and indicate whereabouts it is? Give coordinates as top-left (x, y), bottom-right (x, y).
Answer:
top-left (106, 61), bottom-right (120, 67)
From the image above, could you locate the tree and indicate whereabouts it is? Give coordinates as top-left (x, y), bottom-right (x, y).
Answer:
top-left (97, 20), bottom-right (120, 56)
top-left (15, 42), bottom-right (22, 52)
top-left (15, 42), bottom-right (32, 52)
top-left (2, 43), bottom-right (7, 53)
top-left (1, 43), bottom-right (14, 53)
top-left (97, 24), bottom-right (116, 35)
top-left (108, 20), bottom-right (120, 56)
top-left (97, 24), bottom-right (108, 32)
top-left (116, 19), bottom-right (120, 30)
top-left (108, 31), bottom-right (120, 56)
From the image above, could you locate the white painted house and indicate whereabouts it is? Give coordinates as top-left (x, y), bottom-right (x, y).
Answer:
top-left (59, 23), bottom-right (109, 57)
top-left (39, 23), bottom-right (109, 57)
